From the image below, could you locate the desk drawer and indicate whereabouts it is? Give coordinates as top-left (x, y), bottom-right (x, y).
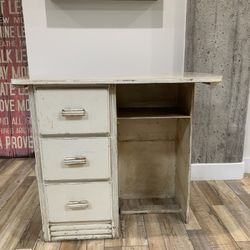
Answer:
top-left (41, 137), bottom-right (110, 181)
top-left (35, 88), bottom-right (110, 134)
top-left (45, 182), bottom-right (112, 223)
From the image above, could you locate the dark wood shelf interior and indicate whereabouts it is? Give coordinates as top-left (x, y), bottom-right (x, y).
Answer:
top-left (117, 107), bottom-right (190, 119)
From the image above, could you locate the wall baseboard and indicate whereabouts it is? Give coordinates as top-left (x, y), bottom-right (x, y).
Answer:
top-left (191, 162), bottom-right (245, 181)
top-left (244, 157), bottom-right (250, 173)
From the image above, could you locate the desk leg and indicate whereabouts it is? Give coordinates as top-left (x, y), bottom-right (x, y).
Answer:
top-left (109, 85), bottom-right (119, 237)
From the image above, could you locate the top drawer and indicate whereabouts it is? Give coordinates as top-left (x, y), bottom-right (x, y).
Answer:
top-left (35, 88), bottom-right (110, 135)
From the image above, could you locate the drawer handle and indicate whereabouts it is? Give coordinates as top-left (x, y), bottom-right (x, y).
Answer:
top-left (64, 157), bottom-right (87, 166)
top-left (66, 200), bottom-right (89, 210)
top-left (61, 108), bottom-right (86, 117)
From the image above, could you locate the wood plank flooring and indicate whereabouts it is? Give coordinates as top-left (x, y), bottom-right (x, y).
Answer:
top-left (1, 158), bottom-right (250, 250)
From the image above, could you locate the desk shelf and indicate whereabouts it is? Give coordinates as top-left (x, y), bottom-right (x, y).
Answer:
top-left (117, 107), bottom-right (190, 119)
top-left (120, 198), bottom-right (181, 215)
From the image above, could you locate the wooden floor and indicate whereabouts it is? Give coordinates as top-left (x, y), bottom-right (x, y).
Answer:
top-left (1, 159), bottom-right (250, 250)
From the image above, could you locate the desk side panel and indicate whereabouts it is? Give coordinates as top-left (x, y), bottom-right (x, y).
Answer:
top-left (28, 86), bottom-right (51, 241)
top-left (175, 119), bottom-right (191, 222)
top-left (175, 84), bottom-right (194, 222)
top-left (110, 85), bottom-right (120, 237)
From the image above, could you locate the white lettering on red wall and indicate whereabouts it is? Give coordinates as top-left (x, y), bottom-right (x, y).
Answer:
top-left (0, 0), bottom-right (33, 157)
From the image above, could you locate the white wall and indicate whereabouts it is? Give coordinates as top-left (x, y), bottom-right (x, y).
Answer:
top-left (22, 0), bottom-right (187, 79)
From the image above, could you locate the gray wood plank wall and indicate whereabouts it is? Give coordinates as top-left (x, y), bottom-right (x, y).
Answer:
top-left (185, 0), bottom-right (250, 163)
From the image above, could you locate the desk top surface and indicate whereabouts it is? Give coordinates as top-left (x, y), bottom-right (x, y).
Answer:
top-left (12, 73), bottom-right (222, 86)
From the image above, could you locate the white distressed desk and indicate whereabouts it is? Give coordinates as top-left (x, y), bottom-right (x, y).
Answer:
top-left (12, 73), bottom-right (222, 241)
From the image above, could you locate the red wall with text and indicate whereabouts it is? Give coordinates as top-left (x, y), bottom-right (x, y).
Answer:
top-left (0, 0), bottom-right (33, 157)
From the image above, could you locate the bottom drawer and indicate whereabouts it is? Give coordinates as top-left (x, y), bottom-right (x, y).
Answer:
top-left (45, 182), bottom-right (112, 223)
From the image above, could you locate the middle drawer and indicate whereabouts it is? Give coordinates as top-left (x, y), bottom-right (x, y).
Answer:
top-left (40, 137), bottom-right (110, 181)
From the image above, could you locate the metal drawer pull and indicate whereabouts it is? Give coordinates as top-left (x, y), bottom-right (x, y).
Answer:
top-left (66, 200), bottom-right (89, 210)
top-left (61, 108), bottom-right (86, 117)
top-left (64, 157), bottom-right (87, 166)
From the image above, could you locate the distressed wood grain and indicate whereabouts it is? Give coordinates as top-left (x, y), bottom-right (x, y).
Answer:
top-left (212, 205), bottom-right (250, 242)
top-left (2, 159), bottom-right (250, 249)
top-left (121, 215), bottom-right (148, 247)
top-left (208, 181), bottom-right (250, 239)
top-left (187, 230), bottom-right (214, 250)
top-left (190, 183), bottom-right (238, 249)
top-left (15, 205), bottom-right (42, 249)
top-left (196, 181), bottom-right (223, 206)
top-left (34, 239), bottom-right (61, 250)
top-left (0, 159), bottom-right (34, 197)
top-left (226, 180), bottom-right (250, 209)
top-left (159, 214), bottom-right (194, 250)
top-left (0, 175), bottom-right (34, 230)
top-left (185, 209), bottom-right (201, 231)
top-left (59, 241), bottom-right (81, 250)
top-left (144, 214), bottom-right (166, 250)
top-left (105, 238), bottom-right (122, 248)
top-left (0, 181), bottom-right (39, 249)
top-left (86, 239), bottom-right (105, 250)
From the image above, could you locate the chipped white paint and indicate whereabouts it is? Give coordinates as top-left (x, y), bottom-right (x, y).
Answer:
top-left (11, 73), bottom-right (222, 86)
top-left (40, 137), bottom-right (111, 181)
top-left (35, 88), bottom-right (110, 135)
top-left (45, 182), bottom-right (112, 222)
